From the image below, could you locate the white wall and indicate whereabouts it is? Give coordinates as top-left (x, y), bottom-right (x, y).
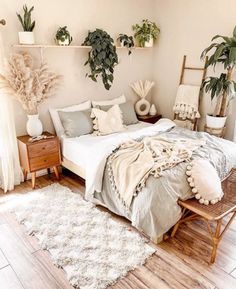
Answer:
top-left (153, 0), bottom-right (236, 140)
top-left (1, 0), bottom-right (155, 135)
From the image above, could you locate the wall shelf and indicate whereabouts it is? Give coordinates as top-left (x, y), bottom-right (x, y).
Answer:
top-left (12, 44), bottom-right (149, 50)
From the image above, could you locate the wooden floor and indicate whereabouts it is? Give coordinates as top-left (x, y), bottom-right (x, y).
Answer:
top-left (0, 172), bottom-right (236, 289)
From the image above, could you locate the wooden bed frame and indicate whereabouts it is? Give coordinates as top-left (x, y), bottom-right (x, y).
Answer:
top-left (62, 157), bottom-right (86, 179)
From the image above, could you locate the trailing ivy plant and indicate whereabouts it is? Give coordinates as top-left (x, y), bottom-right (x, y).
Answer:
top-left (132, 19), bottom-right (160, 47)
top-left (55, 26), bottom-right (73, 45)
top-left (82, 29), bottom-right (118, 90)
top-left (17, 5), bottom-right (35, 32)
top-left (201, 26), bottom-right (236, 116)
top-left (117, 34), bottom-right (134, 55)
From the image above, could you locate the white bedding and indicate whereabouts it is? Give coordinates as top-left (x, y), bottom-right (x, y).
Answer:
top-left (61, 121), bottom-right (151, 168)
top-left (62, 119), bottom-right (176, 200)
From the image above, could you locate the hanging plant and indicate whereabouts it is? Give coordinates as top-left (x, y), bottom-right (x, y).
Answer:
top-left (55, 26), bottom-right (73, 46)
top-left (117, 34), bottom-right (134, 55)
top-left (82, 29), bottom-right (118, 90)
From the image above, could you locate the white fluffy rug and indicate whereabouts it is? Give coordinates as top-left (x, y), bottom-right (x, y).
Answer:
top-left (0, 184), bottom-right (155, 289)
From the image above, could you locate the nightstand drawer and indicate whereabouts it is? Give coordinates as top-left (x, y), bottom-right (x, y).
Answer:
top-left (28, 139), bottom-right (58, 158)
top-left (30, 152), bottom-right (60, 171)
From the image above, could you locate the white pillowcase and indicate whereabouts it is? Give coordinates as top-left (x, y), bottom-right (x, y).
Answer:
top-left (92, 94), bottom-right (126, 107)
top-left (91, 105), bottom-right (125, 135)
top-left (186, 159), bottom-right (224, 205)
top-left (49, 100), bottom-right (91, 137)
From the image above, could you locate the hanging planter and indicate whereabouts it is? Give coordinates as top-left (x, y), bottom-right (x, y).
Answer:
top-left (17, 5), bottom-right (35, 44)
top-left (82, 29), bottom-right (118, 90)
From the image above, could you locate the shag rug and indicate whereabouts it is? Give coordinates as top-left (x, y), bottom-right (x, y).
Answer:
top-left (0, 184), bottom-right (155, 289)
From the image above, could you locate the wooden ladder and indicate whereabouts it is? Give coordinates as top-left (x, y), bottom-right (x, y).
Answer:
top-left (174, 55), bottom-right (208, 130)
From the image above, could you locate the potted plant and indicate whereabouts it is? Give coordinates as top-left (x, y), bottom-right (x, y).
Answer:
top-left (0, 53), bottom-right (61, 137)
top-left (82, 29), bottom-right (118, 90)
top-left (132, 19), bottom-right (160, 47)
top-left (201, 26), bottom-right (236, 129)
top-left (17, 5), bottom-right (35, 44)
top-left (55, 26), bottom-right (73, 46)
top-left (117, 34), bottom-right (134, 55)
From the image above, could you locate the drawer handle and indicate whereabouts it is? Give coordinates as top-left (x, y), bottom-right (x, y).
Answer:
top-left (44, 159), bottom-right (47, 163)
top-left (42, 147), bottom-right (46, 150)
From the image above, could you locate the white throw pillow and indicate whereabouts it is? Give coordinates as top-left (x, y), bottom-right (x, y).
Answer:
top-left (49, 100), bottom-right (91, 137)
top-left (91, 105), bottom-right (125, 135)
top-left (186, 159), bottom-right (224, 205)
top-left (92, 94), bottom-right (126, 107)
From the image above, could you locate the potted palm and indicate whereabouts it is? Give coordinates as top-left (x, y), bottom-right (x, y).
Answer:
top-left (17, 5), bottom-right (35, 44)
top-left (55, 26), bottom-right (73, 46)
top-left (132, 19), bottom-right (160, 47)
top-left (201, 26), bottom-right (236, 129)
top-left (117, 34), bottom-right (134, 55)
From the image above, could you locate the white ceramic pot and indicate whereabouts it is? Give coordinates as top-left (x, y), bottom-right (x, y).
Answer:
top-left (26, 114), bottom-right (43, 137)
top-left (206, 114), bottom-right (227, 129)
top-left (135, 98), bottom-right (151, 116)
top-left (58, 38), bottom-right (70, 46)
top-left (144, 37), bottom-right (153, 47)
top-left (149, 104), bottom-right (157, 116)
top-left (18, 32), bottom-right (35, 45)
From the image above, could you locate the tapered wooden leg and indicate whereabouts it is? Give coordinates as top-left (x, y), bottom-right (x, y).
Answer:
top-left (53, 166), bottom-right (60, 180)
top-left (23, 169), bottom-right (28, 181)
top-left (171, 222), bottom-right (180, 237)
top-left (31, 172), bottom-right (36, 189)
top-left (210, 220), bottom-right (222, 263)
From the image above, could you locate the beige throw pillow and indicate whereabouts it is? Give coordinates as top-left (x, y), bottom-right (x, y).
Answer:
top-left (186, 159), bottom-right (224, 205)
top-left (91, 105), bottom-right (125, 135)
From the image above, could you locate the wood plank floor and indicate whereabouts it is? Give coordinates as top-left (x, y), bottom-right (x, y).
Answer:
top-left (0, 171), bottom-right (236, 289)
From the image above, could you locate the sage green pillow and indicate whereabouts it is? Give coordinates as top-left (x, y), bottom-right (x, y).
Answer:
top-left (58, 109), bottom-right (93, 137)
top-left (99, 101), bottom-right (138, 125)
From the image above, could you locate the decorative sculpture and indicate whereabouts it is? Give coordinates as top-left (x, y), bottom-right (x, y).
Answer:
top-left (130, 80), bottom-right (154, 116)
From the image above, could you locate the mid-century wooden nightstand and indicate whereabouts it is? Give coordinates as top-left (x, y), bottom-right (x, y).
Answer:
top-left (17, 132), bottom-right (61, 189)
top-left (137, 114), bottom-right (162, 124)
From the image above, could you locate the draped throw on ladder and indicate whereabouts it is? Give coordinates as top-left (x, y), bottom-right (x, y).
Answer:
top-left (173, 84), bottom-right (201, 120)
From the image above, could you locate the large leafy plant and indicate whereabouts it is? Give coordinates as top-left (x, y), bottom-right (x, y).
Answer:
top-left (82, 29), bottom-right (118, 90)
top-left (132, 19), bottom-right (160, 47)
top-left (201, 26), bottom-right (236, 116)
top-left (17, 5), bottom-right (35, 32)
top-left (55, 26), bottom-right (72, 45)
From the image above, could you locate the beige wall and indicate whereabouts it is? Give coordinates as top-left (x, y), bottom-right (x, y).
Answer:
top-left (153, 0), bottom-right (236, 140)
top-left (1, 0), bottom-right (155, 135)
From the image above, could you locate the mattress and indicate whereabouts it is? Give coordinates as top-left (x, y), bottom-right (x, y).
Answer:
top-left (61, 121), bottom-right (151, 168)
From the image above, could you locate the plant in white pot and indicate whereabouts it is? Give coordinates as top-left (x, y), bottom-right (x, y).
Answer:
top-left (117, 34), bottom-right (134, 55)
top-left (132, 19), bottom-right (160, 48)
top-left (0, 53), bottom-right (61, 137)
top-left (17, 5), bottom-right (35, 45)
top-left (55, 26), bottom-right (73, 46)
top-left (201, 26), bottom-right (236, 129)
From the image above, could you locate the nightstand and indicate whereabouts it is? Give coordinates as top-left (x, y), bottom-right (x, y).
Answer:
top-left (17, 132), bottom-right (61, 188)
top-left (137, 114), bottom-right (162, 124)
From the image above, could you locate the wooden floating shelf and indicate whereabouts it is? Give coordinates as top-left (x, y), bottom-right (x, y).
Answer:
top-left (12, 44), bottom-right (150, 50)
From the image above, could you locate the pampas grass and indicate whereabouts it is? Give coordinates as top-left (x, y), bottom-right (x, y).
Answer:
top-left (0, 52), bottom-right (61, 114)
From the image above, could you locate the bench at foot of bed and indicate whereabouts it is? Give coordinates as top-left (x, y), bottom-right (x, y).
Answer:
top-left (171, 169), bottom-right (236, 264)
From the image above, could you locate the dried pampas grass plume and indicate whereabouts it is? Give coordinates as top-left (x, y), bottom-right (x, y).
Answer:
top-left (0, 52), bottom-right (62, 114)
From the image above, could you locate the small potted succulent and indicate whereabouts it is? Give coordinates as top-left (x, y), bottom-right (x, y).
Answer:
top-left (132, 19), bottom-right (160, 47)
top-left (201, 26), bottom-right (236, 129)
top-left (17, 5), bottom-right (35, 44)
top-left (117, 34), bottom-right (134, 55)
top-left (55, 26), bottom-right (73, 46)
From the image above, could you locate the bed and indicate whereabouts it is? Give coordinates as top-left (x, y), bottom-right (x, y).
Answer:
top-left (50, 101), bottom-right (236, 243)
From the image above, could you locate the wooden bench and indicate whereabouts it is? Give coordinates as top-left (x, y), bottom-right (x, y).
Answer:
top-left (171, 169), bottom-right (236, 263)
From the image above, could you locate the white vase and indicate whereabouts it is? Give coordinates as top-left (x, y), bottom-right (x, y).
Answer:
top-left (26, 114), bottom-right (43, 137)
top-left (149, 104), bottom-right (157, 116)
top-left (18, 32), bottom-right (35, 45)
top-left (144, 37), bottom-right (153, 47)
top-left (135, 98), bottom-right (151, 116)
top-left (206, 114), bottom-right (227, 129)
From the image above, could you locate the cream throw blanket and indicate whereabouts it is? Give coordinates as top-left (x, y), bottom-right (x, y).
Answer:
top-left (108, 136), bottom-right (205, 208)
top-left (173, 84), bottom-right (201, 120)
